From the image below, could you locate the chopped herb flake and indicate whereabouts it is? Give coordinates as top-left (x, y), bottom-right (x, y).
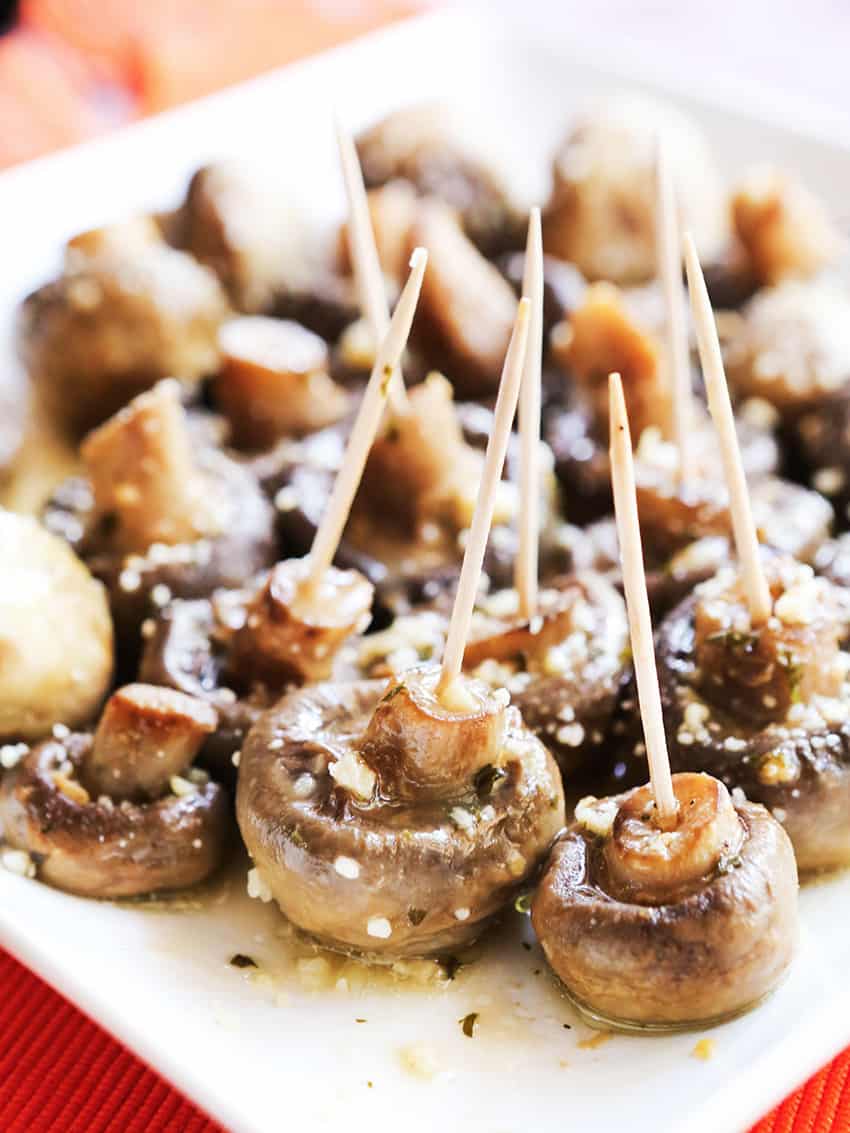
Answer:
top-left (229, 954), bottom-right (257, 969)
top-left (407, 907), bottom-right (427, 926)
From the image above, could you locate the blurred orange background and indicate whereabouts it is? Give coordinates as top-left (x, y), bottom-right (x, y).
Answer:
top-left (0, 0), bottom-right (419, 169)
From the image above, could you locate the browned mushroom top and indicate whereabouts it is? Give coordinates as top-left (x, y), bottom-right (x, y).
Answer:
top-left (18, 225), bottom-right (228, 436)
top-left (46, 381), bottom-right (277, 666)
top-left (532, 772), bottom-right (798, 1029)
top-left (236, 668), bottom-right (565, 957)
top-left (658, 556), bottom-right (850, 871)
top-left (0, 684), bottom-right (229, 898)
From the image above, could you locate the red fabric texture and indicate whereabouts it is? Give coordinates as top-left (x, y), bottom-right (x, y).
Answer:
top-left (0, 947), bottom-right (846, 1132)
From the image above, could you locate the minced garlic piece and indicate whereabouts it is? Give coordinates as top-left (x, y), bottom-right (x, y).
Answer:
top-left (774, 578), bottom-right (821, 626)
top-left (246, 867), bottom-right (273, 903)
top-left (367, 916), bottom-right (392, 939)
top-left (52, 773), bottom-right (91, 806)
top-left (1, 848), bottom-right (36, 878)
top-left (170, 774), bottom-right (199, 797)
top-left (333, 855), bottom-right (360, 880)
top-left (758, 749), bottom-right (800, 786)
top-left (575, 795), bottom-right (619, 838)
top-left (439, 675), bottom-right (479, 714)
top-left (329, 752), bottom-right (376, 800)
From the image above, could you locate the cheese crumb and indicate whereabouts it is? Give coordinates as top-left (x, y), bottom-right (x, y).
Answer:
top-left (246, 867), bottom-right (273, 903)
top-left (575, 795), bottom-right (618, 838)
top-left (334, 856), bottom-right (360, 880)
top-left (329, 752), bottom-right (375, 800)
top-left (0, 848), bottom-right (36, 878)
top-left (367, 916), bottom-right (392, 939)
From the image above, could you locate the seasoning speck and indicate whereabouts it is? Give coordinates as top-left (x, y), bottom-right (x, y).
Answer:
top-left (229, 954), bottom-right (258, 969)
top-left (691, 1038), bottom-right (715, 1061)
top-left (459, 1012), bottom-right (479, 1038)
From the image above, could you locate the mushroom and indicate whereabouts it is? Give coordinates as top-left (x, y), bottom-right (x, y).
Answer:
top-left (658, 556), bottom-right (850, 871)
top-left (533, 373), bottom-right (798, 1030)
top-left (43, 380), bottom-right (276, 665)
top-left (532, 773), bottom-right (798, 1027)
top-left (356, 104), bottom-right (522, 255)
top-left (139, 560), bottom-right (374, 776)
top-left (463, 573), bottom-right (631, 776)
top-left (542, 95), bottom-right (727, 285)
top-left (407, 203), bottom-right (518, 399)
top-left (0, 684), bottom-right (229, 897)
top-left (724, 279), bottom-right (850, 421)
top-left (0, 510), bottom-right (113, 742)
top-left (731, 167), bottom-right (841, 287)
top-left (546, 282), bottom-right (781, 524)
top-left (216, 316), bottom-right (350, 448)
top-left (236, 670), bottom-right (565, 957)
top-left (18, 225), bottom-right (229, 435)
top-left (174, 162), bottom-right (359, 339)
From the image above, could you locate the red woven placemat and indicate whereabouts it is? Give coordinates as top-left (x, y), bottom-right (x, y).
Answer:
top-left (0, 948), bottom-right (847, 1133)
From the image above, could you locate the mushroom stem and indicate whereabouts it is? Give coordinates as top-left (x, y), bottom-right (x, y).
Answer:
top-left (81, 380), bottom-right (216, 553)
top-left (609, 372), bottom-right (678, 827)
top-left (655, 140), bottom-right (693, 483)
top-left (515, 208), bottom-right (543, 620)
top-left (683, 232), bottom-right (772, 626)
top-left (438, 298), bottom-right (531, 700)
top-left (83, 683), bottom-right (218, 802)
top-left (304, 247), bottom-right (427, 593)
top-left (336, 116), bottom-right (408, 413)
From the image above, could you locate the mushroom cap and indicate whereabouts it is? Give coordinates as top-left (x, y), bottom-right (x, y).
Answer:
top-left (0, 511), bottom-right (113, 742)
top-left (237, 679), bottom-right (565, 958)
top-left (532, 799), bottom-right (798, 1028)
top-left (0, 734), bottom-right (230, 898)
top-left (658, 588), bottom-right (850, 872)
top-left (44, 444), bottom-right (277, 671)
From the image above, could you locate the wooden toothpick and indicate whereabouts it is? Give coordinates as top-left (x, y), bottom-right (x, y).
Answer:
top-left (682, 232), bottom-right (772, 625)
top-left (656, 140), bottom-right (693, 482)
top-left (438, 298), bottom-right (531, 698)
top-left (609, 372), bottom-right (678, 826)
top-left (305, 248), bottom-right (427, 592)
top-left (515, 207), bottom-right (543, 620)
top-left (336, 117), bottom-right (408, 413)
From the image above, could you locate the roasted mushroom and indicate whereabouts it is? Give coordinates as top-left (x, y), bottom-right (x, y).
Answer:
top-left (546, 285), bottom-right (780, 524)
top-left (216, 316), bottom-right (350, 448)
top-left (140, 559), bottom-right (374, 775)
top-left (463, 574), bottom-right (630, 776)
top-left (731, 167), bottom-right (840, 287)
top-left (356, 104), bottom-right (522, 255)
top-left (532, 772), bottom-right (798, 1028)
top-left (542, 95), bottom-right (727, 285)
top-left (43, 381), bottom-right (276, 666)
top-left (0, 510), bottom-right (113, 742)
top-left (407, 203), bottom-right (518, 399)
top-left (0, 684), bottom-right (229, 897)
top-left (18, 222), bottom-right (228, 435)
top-left (658, 556), bottom-right (850, 871)
top-left (725, 280), bottom-right (850, 422)
top-left (237, 667), bottom-right (565, 957)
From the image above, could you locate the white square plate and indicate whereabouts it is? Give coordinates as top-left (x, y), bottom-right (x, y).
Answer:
top-left (3, 9), bottom-right (850, 1133)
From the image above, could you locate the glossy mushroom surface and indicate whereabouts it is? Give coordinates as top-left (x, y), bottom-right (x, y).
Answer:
top-left (18, 225), bottom-right (228, 435)
top-left (44, 381), bottom-right (276, 666)
top-left (139, 561), bottom-right (374, 776)
top-left (237, 669), bottom-right (565, 958)
top-left (463, 573), bottom-right (631, 776)
top-left (532, 773), bottom-right (798, 1029)
top-left (0, 510), bottom-right (113, 742)
top-left (658, 558), bottom-right (850, 871)
top-left (0, 685), bottom-right (229, 897)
